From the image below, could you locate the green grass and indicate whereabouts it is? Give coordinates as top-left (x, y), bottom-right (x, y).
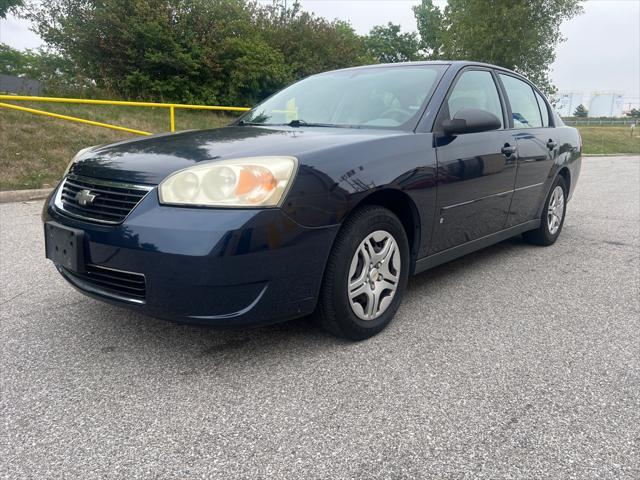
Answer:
top-left (576, 125), bottom-right (640, 155)
top-left (1, 103), bottom-right (638, 190)
top-left (0, 102), bottom-right (238, 190)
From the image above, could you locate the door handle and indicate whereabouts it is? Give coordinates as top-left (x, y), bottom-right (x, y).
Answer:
top-left (546, 139), bottom-right (558, 150)
top-left (501, 144), bottom-right (517, 156)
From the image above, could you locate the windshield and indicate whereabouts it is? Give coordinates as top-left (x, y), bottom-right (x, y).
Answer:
top-left (239, 65), bottom-right (445, 129)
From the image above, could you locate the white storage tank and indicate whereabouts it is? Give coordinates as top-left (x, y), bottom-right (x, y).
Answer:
top-left (588, 92), bottom-right (624, 117)
top-left (553, 91), bottom-right (583, 117)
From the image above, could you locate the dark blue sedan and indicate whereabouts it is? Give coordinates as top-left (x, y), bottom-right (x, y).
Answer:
top-left (43, 61), bottom-right (582, 339)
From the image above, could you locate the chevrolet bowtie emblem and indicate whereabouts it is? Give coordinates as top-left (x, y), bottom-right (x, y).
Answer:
top-left (76, 189), bottom-right (97, 207)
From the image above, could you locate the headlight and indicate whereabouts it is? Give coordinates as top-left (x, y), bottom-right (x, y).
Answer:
top-left (158, 156), bottom-right (298, 207)
top-left (63, 146), bottom-right (94, 177)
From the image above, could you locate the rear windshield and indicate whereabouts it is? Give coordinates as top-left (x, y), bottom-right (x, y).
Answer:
top-left (240, 65), bottom-right (445, 130)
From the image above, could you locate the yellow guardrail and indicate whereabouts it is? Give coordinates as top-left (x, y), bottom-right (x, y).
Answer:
top-left (0, 95), bottom-right (251, 136)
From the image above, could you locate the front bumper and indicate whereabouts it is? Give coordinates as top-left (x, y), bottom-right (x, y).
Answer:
top-left (43, 185), bottom-right (339, 326)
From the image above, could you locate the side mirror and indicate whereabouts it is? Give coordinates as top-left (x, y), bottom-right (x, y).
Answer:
top-left (442, 107), bottom-right (502, 136)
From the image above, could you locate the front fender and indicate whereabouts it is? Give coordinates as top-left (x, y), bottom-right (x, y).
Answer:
top-left (281, 133), bottom-right (438, 229)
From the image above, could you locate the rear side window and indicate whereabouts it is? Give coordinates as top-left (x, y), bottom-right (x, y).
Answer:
top-left (534, 90), bottom-right (550, 127)
top-left (444, 70), bottom-right (504, 128)
top-left (499, 74), bottom-right (543, 128)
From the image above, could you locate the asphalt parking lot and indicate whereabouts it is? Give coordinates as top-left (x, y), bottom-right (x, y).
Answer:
top-left (1, 156), bottom-right (639, 479)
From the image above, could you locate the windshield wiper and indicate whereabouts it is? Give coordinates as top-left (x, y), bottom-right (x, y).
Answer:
top-left (239, 119), bottom-right (354, 128)
top-left (237, 120), bottom-right (266, 126)
top-left (285, 119), bottom-right (346, 128)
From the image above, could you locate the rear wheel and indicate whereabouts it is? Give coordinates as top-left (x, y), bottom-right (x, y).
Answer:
top-left (523, 175), bottom-right (567, 246)
top-left (315, 206), bottom-right (409, 340)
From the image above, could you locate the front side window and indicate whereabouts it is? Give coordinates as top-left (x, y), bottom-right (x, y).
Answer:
top-left (240, 66), bottom-right (445, 129)
top-left (443, 70), bottom-right (504, 128)
top-left (499, 74), bottom-right (543, 128)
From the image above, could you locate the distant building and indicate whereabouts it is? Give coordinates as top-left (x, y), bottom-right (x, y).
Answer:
top-left (588, 92), bottom-right (624, 117)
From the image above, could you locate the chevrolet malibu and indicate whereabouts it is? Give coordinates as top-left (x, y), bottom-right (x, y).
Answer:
top-left (43, 61), bottom-right (581, 340)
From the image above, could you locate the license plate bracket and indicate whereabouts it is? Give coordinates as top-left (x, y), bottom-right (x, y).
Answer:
top-left (44, 221), bottom-right (85, 273)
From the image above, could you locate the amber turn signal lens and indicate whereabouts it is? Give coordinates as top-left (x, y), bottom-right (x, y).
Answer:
top-left (236, 167), bottom-right (277, 197)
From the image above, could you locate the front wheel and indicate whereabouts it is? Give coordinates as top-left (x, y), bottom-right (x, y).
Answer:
top-left (315, 206), bottom-right (410, 340)
top-left (523, 175), bottom-right (568, 246)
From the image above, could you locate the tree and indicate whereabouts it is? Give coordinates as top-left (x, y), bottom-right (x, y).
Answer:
top-left (625, 108), bottom-right (640, 119)
top-left (0, 0), bottom-right (23, 19)
top-left (0, 43), bottom-right (89, 95)
top-left (573, 104), bottom-right (588, 117)
top-left (0, 43), bottom-right (37, 75)
top-left (364, 23), bottom-right (422, 63)
top-left (413, 0), bottom-right (443, 59)
top-left (413, 0), bottom-right (583, 95)
top-left (258, 1), bottom-right (370, 81)
top-left (214, 37), bottom-right (289, 106)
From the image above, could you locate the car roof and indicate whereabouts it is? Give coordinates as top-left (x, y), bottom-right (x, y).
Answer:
top-left (327, 60), bottom-right (529, 85)
top-left (331, 60), bottom-right (518, 75)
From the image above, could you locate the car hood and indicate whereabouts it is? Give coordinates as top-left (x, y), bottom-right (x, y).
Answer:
top-left (69, 126), bottom-right (404, 185)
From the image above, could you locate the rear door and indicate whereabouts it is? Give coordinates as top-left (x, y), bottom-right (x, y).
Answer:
top-left (430, 68), bottom-right (517, 253)
top-left (497, 73), bottom-right (558, 226)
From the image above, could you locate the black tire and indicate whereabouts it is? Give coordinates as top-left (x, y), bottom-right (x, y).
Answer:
top-left (523, 175), bottom-right (568, 246)
top-left (315, 205), bottom-right (410, 340)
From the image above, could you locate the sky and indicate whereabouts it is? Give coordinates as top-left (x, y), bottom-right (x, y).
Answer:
top-left (1, 0), bottom-right (639, 107)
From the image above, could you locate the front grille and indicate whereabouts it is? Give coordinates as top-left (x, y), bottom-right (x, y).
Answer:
top-left (61, 264), bottom-right (146, 303)
top-left (57, 175), bottom-right (153, 224)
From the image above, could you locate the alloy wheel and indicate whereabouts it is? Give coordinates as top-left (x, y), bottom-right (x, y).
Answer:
top-left (547, 185), bottom-right (565, 235)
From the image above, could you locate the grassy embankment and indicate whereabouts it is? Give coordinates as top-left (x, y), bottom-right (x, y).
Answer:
top-left (1, 103), bottom-right (638, 190)
top-left (577, 125), bottom-right (640, 155)
top-left (0, 102), bottom-right (238, 190)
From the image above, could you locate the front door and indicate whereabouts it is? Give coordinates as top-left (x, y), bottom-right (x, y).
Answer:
top-left (430, 69), bottom-right (516, 254)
